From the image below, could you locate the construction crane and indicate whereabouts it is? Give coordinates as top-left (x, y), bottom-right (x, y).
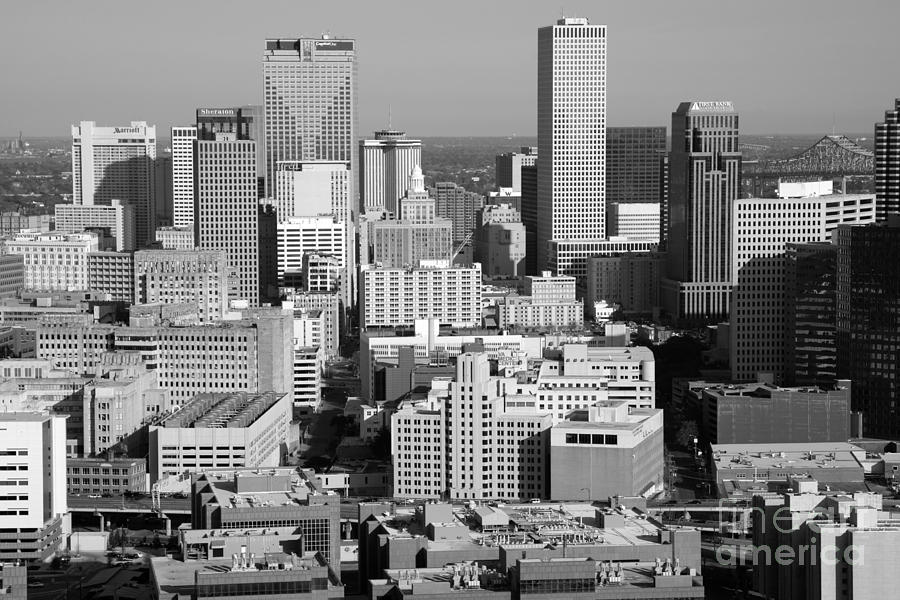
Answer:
top-left (450, 231), bottom-right (474, 263)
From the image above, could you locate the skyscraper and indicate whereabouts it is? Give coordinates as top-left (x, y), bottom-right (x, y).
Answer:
top-left (835, 220), bottom-right (900, 438)
top-left (171, 126), bottom-right (197, 234)
top-left (536, 17), bottom-right (607, 274)
top-left (263, 36), bottom-right (358, 209)
top-left (662, 101), bottom-right (741, 322)
top-left (430, 181), bottom-right (484, 244)
top-left (71, 121), bottom-right (157, 246)
top-left (606, 127), bottom-right (666, 204)
top-left (360, 129), bottom-right (422, 214)
top-left (875, 98), bottom-right (900, 221)
top-left (785, 242), bottom-right (838, 387)
top-left (194, 107), bottom-right (259, 306)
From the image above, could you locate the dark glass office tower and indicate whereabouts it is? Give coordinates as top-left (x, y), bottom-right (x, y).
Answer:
top-left (606, 127), bottom-right (666, 204)
top-left (875, 99), bottom-right (900, 221)
top-left (785, 242), bottom-right (837, 387)
top-left (835, 220), bottom-right (900, 437)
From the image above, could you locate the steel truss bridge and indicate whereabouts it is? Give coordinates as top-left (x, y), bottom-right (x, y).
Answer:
top-left (743, 135), bottom-right (874, 196)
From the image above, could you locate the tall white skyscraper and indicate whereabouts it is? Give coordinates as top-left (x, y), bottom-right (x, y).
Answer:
top-left (536, 18), bottom-right (607, 275)
top-left (359, 129), bottom-right (422, 214)
top-left (194, 108), bottom-right (259, 306)
top-left (170, 126), bottom-right (197, 235)
top-left (71, 121), bottom-right (157, 246)
top-left (263, 37), bottom-right (358, 210)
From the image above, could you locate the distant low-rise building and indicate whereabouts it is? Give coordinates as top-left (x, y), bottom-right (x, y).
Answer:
top-left (66, 457), bottom-right (147, 496)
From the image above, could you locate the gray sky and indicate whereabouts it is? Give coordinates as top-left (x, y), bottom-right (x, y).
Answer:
top-left (1, 0), bottom-right (897, 138)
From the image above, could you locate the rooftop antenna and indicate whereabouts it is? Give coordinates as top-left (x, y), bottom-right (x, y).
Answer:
top-left (832, 112), bottom-right (836, 136)
top-left (389, 104), bottom-right (393, 131)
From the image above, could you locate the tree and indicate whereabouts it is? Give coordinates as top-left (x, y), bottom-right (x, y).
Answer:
top-left (676, 420), bottom-right (699, 450)
top-left (369, 427), bottom-right (391, 461)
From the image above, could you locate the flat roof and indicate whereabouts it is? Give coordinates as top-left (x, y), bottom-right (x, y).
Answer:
top-left (712, 442), bottom-right (865, 471)
top-left (0, 411), bottom-right (61, 422)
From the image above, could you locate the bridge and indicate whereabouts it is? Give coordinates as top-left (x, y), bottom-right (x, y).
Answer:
top-left (743, 135), bottom-right (874, 196)
top-left (744, 134), bottom-right (874, 178)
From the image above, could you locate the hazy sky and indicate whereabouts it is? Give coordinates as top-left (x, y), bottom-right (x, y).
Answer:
top-left (2, 0), bottom-right (897, 138)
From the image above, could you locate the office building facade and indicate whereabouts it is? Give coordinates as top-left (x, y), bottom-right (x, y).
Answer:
top-left (133, 249), bottom-right (228, 323)
top-left (606, 202), bottom-right (661, 241)
top-left (360, 262), bottom-right (482, 329)
top-left (730, 193), bottom-right (875, 382)
top-left (606, 126), bottom-right (666, 205)
top-left (194, 107), bottom-right (259, 306)
top-left (835, 222), bottom-right (900, 438)
top-left (87, 251), bottom-right (134, 302)
top-left (430, 181), bottom-right (484, 244)
top-left (263, 37), bottom-right (358, 208)
top-left (537, 17), bottom-right (607, 273)
top-left (662, 101), bottom-right (741, 322)
top-left (71, 121), bottom-right (156, 246)
top-left (785, 242), bottom-right (838, 387)
top-left (276, 216), bottom-right (346, 287)
top-left (54, 200), bottom-right (136, 251)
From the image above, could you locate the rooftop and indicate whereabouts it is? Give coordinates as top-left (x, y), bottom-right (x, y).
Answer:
top-left (161, 392), bottom-right (285, 429)
top-left (194, 467), bottom-right (337, 510)
top-left (711, 442), bottom-right (865, 472)
top-left (151, 552), bottom-right (339, 600)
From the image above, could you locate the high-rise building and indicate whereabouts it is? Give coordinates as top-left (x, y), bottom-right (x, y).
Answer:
top-left (495, 146), bottom-right (537, 194)
top-left (785, 242), bottom-right (838, 387)
top-left (170, 126), bottom-right (197, 236)
top-left (662, 101), bottom-right (741, 322)
top-left (71, 121), bottom-right (156, 246)
top-left (537, 17), bottom-right (607, 273)
top-left (835, 220), bottom-right (900, 438)
top-left (152, 155), bottom-right (172, 229)
top-left (606, 127), bottom-right (666, 204)
top-left (263, 36), bottom-right (358, 210)
top-left (430, 181), bottom-right (484, 244)
top-left (360, 129), bottom-right (422, 214)
top-left (521, 164), bottom-right (538, 275)
top-left (194, 108), bottom-right (259, 306)
top-left (730, 191), bottom-right (875, 382)
top-left (0, 412), bottom-right (67, 563)
top-left (875, 98), bottom-right (900, 221)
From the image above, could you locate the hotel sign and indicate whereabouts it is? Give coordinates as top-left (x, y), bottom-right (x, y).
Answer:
top-left (114, 127), bottom-right (142, 134)
top-left (198, 108), bottom-right (236, 117)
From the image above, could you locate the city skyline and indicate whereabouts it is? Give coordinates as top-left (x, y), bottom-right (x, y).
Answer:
top-left (1, 0), bottom-right (898, 138)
